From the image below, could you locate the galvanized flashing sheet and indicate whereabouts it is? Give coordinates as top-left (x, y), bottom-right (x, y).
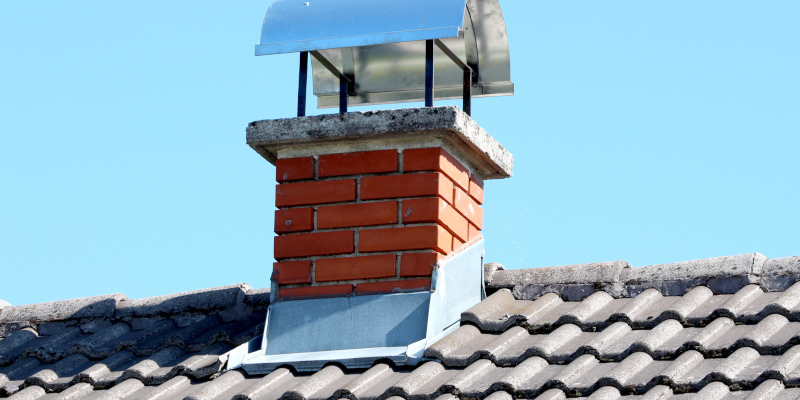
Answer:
top-left (238, 240), bottom-right (485, 373)
top-left (428, 240), bottom-right (484, 339)
top-left (264, 292), bottom-right (430, 355)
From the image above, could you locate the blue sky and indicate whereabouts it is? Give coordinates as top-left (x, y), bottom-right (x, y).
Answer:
top-left (2, 2), bottom-right (798, 305)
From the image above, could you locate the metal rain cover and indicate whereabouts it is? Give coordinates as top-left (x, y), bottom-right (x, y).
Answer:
top-left (257, 0), bottom-right (513, 108)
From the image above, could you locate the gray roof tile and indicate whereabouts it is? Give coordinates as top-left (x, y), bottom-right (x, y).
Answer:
top-left (7, 385), bottom-right (45, 400)
top-left (188, 370), bottom-right (248, 400)
top-left (534, 388), bottom-right (567, 400)
top-left (746, 379), bottom-right (786, 400)
top-left (588, 386), bottom-right (622, 400)
top-left (429, 308), bottom-right (800, 368)
top-left (6, 254), bottom-right (800, 399)
top-left (133, 375), bottom-right (194, 400)
top-left (638, 385), bottom-right (672, 399)
top-left (95, 378), bottom-right (144, 400)
top-left (482, 391), bottom-right (511, 400)
top-left (53, 382), bottom-right (93, 400)
top-left (151, 350), bottom-right (800, 398)
top-left (465, 282), bottom-right (800, 334)
top-left (0, 284), bottom-right (268, 400)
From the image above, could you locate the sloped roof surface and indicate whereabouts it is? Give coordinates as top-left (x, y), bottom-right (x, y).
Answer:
top-left (0, 284), bottom-right (269, 399)
top-left (2, 253), bottom-right (800, 399)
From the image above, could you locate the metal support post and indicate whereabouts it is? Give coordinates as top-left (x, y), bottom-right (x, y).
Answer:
top-left (425, 40), bottom-right (434, 107)
top-left (339, 76), bottom-right (348, 114)
top-left (310, 50), bottom-right (352, 114)
top-left (434, 39), bottom-right (475, 115)
top-left (297, 51), bottom-right (308, 117)
top-left (463, 69), bottom-right (472, 116)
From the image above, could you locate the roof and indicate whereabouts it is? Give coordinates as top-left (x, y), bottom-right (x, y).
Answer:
top-left (2, 253), bottom-right (800, 399)
top-left (0, 284), bottom-right (269, 399)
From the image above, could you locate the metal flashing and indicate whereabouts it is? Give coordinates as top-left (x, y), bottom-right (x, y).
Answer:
top-left (233, 240), bottom-right (485, 373)
top-left (265, 293), bottom-right (431, 355)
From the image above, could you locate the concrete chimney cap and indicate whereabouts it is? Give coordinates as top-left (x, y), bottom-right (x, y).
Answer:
top-left (247, 106), bottom-right (513, 179)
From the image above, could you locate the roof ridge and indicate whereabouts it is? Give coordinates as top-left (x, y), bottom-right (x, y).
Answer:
top-left (486, 253), bottom-right (800, 301)
top-left (0, 284), bottom-right (271, 324)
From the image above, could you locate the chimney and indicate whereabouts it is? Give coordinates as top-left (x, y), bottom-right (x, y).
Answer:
top-left (228, 0), bottom-right (514, 373)
top-left (270, 136), bottom-right (488, 301)
top-left (230, 107), bottom-right (511, 372)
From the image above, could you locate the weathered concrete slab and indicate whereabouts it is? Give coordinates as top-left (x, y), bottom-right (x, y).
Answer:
top-left (621, 253), bottom-right (766, 283)
top-left (0, 294), bottom-right (128, 323)
top-left (482, 253), bottom-right (800, 300)
top-left (763, 256), bottom-right (800, 276)
top-left (489, 261), bottom-right (630, 288)
top-left (0, 284), bottom-right (270, 326)
top-left (487, 261), bottom-right (630, 301)
top-left (115, 283), bottom-right (252, 318)
top-left (244, 287), bottom-right (272, 306)
top-left (483, 262), bottom-right (505, 285)
top-left (246, 106), bottom-right (513, 179)
top-left (619, 253), bottom-right (766, 296)
top-left (761, 256), bottom-right (800, 291)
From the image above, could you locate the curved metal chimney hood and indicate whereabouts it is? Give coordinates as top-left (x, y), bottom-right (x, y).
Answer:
top-left (256, 0), bottom-right (513, 112)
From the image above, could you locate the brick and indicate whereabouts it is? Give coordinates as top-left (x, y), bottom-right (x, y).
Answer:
top-left (400, 252), bottom-right (443, 277)
top-left (276, 179), bottom-right (356, 207)
top-left (454, 187), bottom-right (484, 229)
top-left (360, 225), bottom-right (452, 254)
top-left (452, 236), bottom-right (466, 253)
top-left (468, 223), bottom-right (482, 241)
top-left (361, 172), bottom-right (453, 203)
top-left (404, 147), bottom-right (469, 190)
top-left (356, 279), bottom-right (432, 295)
top-left (276, 157), bottom-right (314, 182)
top-left (279, 284), bottom-right (353, 300)
top-left (272, 261), bottom-right (312, 284)
top-left (469, 174), bottom-right (484, 205)
top-left (317, 201), bottom-right (397, 229)
top-left (316, 254), bottom-right (396, 282)
top-left (319, 150), bottom-right (398, 177)
top-left (274, 231), bottom-right (354, 260)
top-left (402, 198), bottom-right (469, 242)
top-left (274, 208), bottom-right (314, 233)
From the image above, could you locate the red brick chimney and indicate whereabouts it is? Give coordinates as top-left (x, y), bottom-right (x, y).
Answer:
top-left (246, 107), bottom-right (512, 301)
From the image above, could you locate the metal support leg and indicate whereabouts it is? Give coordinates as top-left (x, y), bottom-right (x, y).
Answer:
top-left (433, 38), bottom-right (476, 115)
top-left (425, 40), bottom-right (434, 107)
top-left (339, 76), bottom-right (348, 114)
top-left (463, 69), bottom-right (472, 116)
top-left (297, 51), bottom-right (308, 117)
top-left (310, 50), bottom-right (353, 114)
